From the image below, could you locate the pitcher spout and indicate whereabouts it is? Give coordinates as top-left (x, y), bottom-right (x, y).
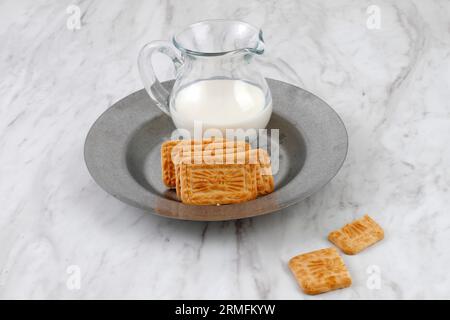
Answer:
top-left (173, 19), bottom-right (265, 57)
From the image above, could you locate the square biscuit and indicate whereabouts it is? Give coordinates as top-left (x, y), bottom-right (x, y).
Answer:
top-left (161, 138), bottom-right (229, 188)
top-left (288, 247), bottom-right (352, 295)
top-left (175, 149), bottom-right (274, 199)
top-left (173, 142), bottom-right (251, 197)
top-left (174, 153), bottom-right (237, 199)
top-left (328, 215), bottom-right (384, 255)
top-left (161, 140), bottom-right (181, 188)
top-left (172, 140), bottom-right (250, 165)
top-left (175, 148), bottom-right (275, 197)
top-left (179, 163), bottom-right (257, 205)
top-left (252, 149), bottom-right (274, 196)
top-left (256, 168), bottom-right (274, 195)
top-left (237, 148), bottom-right (274, 196)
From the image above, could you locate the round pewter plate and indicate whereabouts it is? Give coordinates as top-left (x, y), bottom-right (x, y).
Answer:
top-left (84, 79), bottom-right (348, 221)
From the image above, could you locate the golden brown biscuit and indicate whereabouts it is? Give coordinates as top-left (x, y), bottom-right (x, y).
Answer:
top-left (172, 140), bottom-right (250, 164)
top-left (162, 138), bottom-right (228, 188)
top-left (234, 148), bottom-right (274, 196)
top-left (179, 163), bottom-right (257, 205)
top-left (161, 140), bottom-right (181, 188)
top-left (174, 153), bottom-right (225, 198)
top-left (288, 247), bottom-right (352, 295)
top-left (252, 149), bottom-right (274, 196)
top-left (173, 141), bottom-right (251, 197)
top-left (328, 215), bottom-right (384, 255)
top-left (175, 148), bottom-right (274, 198)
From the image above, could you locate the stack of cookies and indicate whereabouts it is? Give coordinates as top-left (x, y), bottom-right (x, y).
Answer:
top-left (161, 138), bottom-right (274, 205)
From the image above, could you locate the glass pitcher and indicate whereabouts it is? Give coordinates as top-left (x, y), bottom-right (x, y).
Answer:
top-left (138, 20), bottom-right (272, 133)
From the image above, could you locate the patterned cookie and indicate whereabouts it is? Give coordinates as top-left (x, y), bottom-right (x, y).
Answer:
top-left (288, 247), bottom-right (352, 295)
top-left (161, 140), bottom-right (181, 188)
top-left (328, 215), bottom-right (384, 255)
top-left (252, 149), bottom-right (274, 196)
top-left (173, 141), bottom-right (251, 197)
top-left (175, 148), bottom-right (274, 198)
top-left (179, 163), bottom-right (257, 205)
top-left (172, 140), bottom-right (250, 164)
top-left (161, 138), bottom-right (229, 188)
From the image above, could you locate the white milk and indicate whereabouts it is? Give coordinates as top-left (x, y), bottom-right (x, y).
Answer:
top-left (170, 79), bottom-right (272, 132)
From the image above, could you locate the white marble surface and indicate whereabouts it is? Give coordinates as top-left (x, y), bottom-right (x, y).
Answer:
top-left (1, 0), bottom-right (450, 299)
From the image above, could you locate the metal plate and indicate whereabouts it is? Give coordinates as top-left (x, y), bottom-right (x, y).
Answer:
top-left (84, 79), bottom-right (348, 221)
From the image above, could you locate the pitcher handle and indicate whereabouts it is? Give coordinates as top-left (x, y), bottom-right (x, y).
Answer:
top-left (138, 41), bottom-right (183, 116)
